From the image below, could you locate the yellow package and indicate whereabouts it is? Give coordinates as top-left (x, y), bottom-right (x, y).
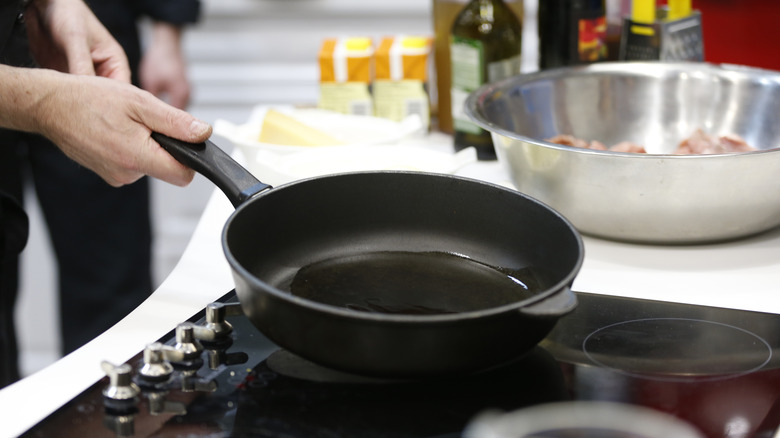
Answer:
top-left (318, 37), bottom-right (374, 116)
top-left (373, 35), bottom-right (432, 129)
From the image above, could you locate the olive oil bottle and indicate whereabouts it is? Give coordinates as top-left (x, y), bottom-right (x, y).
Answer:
top-left (450, 0), bottom-right (522, 160)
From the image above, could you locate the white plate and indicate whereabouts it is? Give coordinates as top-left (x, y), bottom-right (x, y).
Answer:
top-left (213, 105), bottom-right (425, 164)
top-left (247, 144), bottom-right (477, 186)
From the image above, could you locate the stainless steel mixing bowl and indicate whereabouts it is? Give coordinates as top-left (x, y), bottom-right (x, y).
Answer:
top-left (465, 62), bottom-right (780, 244)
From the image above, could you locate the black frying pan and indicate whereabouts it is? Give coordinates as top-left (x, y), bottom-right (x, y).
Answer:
top-left (153, 133), bottom-right (584, 378)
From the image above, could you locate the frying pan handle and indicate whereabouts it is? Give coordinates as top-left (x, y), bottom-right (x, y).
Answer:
top-left (519, 287), bottom-right (578, 317)
top-left (152, 133), bottom-right (271, 208)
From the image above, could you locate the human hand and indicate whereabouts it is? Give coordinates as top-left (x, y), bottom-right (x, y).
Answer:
top-left (6, 68), bottom-right (212, 187)
top-left (24, 0), bottom-right (131, 82)
top-left (140, 22), bottom-right (191, 110)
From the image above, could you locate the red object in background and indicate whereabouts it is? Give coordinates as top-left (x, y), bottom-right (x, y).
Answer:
top-left (693, 0), bottom-right (780, 71)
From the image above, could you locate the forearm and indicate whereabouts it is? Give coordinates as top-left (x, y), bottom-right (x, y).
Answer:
top-left (0, 65), bottom-right (61, 135)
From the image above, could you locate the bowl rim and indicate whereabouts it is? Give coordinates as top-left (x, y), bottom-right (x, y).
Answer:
top-left (464, 61), bottom-right (780, 159)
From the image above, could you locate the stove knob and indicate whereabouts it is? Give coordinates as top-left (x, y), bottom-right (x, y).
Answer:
top-left (173, 322), bottom-right (203, 361)
top-left (101, 361), bottom-right (140, 409)
top-left (138, 342), bottom-right (174, 383)
top-left (206, 302), bottom-right (234, 338)
top-left (193, 302), bottom-right (243, 343)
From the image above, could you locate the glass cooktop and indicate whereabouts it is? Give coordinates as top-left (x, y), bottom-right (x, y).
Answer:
top-left (19, 290), bottom-right (780, 438)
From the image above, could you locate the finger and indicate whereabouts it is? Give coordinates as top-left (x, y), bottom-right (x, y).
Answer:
top-left (130, 93), bottom-right (211, 185)
top-left (91, 28), bottom-right (132, 82)
top-left (62, 33), bottom-right (97, 76)
top-left (136, 93), bottom-right (212, 143)
top-left (137, 136), bottom-right (196, 187)
top-left (93, 48), bottom-right (132, 83)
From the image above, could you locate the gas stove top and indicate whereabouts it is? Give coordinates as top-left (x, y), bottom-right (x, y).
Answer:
top-left (19, 291), bottom-right (780, 438)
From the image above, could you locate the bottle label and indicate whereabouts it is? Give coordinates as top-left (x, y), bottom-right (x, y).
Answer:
top-left (577, 16), bottom-right (607, 62)
top-left (450, 36), bottom-right (484, 134)
top-left (488, 55), bottom-right (521, 83)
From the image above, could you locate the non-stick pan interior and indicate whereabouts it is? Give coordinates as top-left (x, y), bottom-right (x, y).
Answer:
top-left (224, 172), bottom-right (582, 313)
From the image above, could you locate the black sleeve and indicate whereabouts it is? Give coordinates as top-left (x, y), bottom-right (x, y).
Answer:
top-left (137, 0), bottom-right (201, 26)
top-left (0, 0), bottom-right (34, 67)
top-left (0, 2), bottom-right (19, 59)
top-left (0, 193), bottom-right (27, 262)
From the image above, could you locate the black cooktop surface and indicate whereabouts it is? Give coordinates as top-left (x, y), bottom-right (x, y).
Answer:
top-left (20, 291), bottom-right (780, 438)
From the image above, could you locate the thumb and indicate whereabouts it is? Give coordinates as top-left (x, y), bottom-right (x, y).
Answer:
top-left (142, 98), bottom-right (212, 143)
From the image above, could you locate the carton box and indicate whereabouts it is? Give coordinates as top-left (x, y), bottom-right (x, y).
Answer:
top-left (373, 35), bottom-right (432, 130)
top-left (318, 37), bottom-right (374, 116)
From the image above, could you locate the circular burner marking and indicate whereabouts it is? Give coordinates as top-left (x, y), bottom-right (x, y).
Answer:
top-left (582, 318), bottom-right (772, 382)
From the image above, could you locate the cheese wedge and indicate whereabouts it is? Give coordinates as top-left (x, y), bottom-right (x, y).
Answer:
top-left (258, 110), bottom-right (344, 146)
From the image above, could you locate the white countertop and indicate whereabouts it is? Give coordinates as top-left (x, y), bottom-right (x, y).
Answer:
top-left (1, 133), bottom-right (779, 437)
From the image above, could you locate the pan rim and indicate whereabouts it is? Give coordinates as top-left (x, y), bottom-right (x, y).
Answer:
top-left (221, 171), bottom-right (584, 323)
